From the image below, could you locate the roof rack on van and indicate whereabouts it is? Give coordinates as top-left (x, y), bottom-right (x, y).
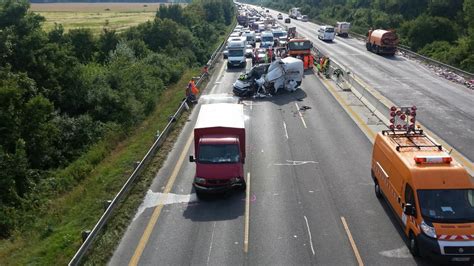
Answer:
top-left (382, 129), bottom-right (443, 152)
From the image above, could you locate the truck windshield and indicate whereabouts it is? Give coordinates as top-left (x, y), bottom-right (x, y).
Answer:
top-left (262, 36), bottom-right (273, 42)
top-left (198, 144), bottom-right (240, 164)
top-left (288, 41), bottom-right (312, 50)
top-left (325, 28), bottom-right (334, 33)
top-left (228, 49), bottom-right (244, 57)
top-left (417, 189), bottom-right (474, 223)
top-left (273, 32), bottom-right (284, 38)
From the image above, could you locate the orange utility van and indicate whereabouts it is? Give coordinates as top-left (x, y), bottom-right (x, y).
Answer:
top-left (372, 129), bottom-right (474, 263)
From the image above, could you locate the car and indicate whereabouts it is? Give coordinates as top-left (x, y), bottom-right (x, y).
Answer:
top-left (255, 33), bottom-right (261, 42)
top-left (277, 13), bottom-right (283, 20)
top-left (254, 48), bottom-right (268, 63)
top-left (301, 15), bottom-right (308, 22)
top-left (277, 36), bottom-right (288, 46)
top-left (284, 18), bottom-right (291, 23)
top-left (223, 46), bottom-right (228, 59)
top-left (245, 45), bottom-right (253, 58)
top-left (265, 9), bottom-right (269, 13)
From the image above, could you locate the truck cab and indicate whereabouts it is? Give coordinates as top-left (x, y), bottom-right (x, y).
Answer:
top-left (190, 104), bottom-right (246, 197)
top-left (287, 38), bottom-right (313, 70)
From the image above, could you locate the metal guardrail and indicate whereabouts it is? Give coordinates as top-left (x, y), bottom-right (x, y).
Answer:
top-left (68, 22), bottom-right (235, 266)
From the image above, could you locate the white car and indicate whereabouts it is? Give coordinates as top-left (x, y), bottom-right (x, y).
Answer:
top-left (277, 13), bottom-right (283, 20)
top-left (245, 45), bottom-right (253, 58)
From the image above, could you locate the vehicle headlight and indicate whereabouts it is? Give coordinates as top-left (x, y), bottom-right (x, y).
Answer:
top-left (420, 220), bottom-right (436, 238)
top-left (194, 177), bottom-right (206, 184)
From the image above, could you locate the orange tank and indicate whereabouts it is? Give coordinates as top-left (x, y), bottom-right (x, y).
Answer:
top-left (366, 29), bottom-right (399, 55)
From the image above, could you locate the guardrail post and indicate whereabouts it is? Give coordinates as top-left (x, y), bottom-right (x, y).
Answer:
top-left (103, 200), bottom-right (112, 211)
top-left (81, 230), bottom-right (91, 243)
top-left (134, 161), bottom-right (141, 169)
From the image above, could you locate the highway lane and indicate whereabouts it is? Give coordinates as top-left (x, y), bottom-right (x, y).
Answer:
top-left (109, 60), bottom-right (248, 265)
top-left (262, 7), bottom-right (474, 161)
top-left (109, 53), bottom-right (427, 265)
top-left (247, 73), bottom-right (420, 265)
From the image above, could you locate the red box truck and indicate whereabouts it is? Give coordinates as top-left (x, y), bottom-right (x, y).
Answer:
top-left (189, 103), bottom-right (246, 197)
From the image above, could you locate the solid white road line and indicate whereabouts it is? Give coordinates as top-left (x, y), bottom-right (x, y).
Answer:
top-left (244, 172), bottom-right (251, 253)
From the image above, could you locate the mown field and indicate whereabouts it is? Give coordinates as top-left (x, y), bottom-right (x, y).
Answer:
top-left (30, 3), bottom-right (173, 33)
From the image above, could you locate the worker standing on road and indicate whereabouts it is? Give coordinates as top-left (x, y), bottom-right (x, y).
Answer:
top-left (268, 47), bottom-right (273, 62)
top-left (186, 79), bottom-right (198, 104)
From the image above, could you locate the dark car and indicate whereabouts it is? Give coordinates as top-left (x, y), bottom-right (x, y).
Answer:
top-left (285, 18), bottom-right (291, 23)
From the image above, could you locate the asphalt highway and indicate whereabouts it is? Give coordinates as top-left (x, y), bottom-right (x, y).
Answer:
top-left (264, 7), bottom-right (474, 161)
top-left (109, 56), bottom-right (430, 265)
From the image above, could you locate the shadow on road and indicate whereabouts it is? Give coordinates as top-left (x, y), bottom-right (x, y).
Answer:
top-left (376, 195), bottom-right (433, 266)
top-left (182, 190), bottom-right (245, 221)
top-left (382, 54), bottom-right (405, 61)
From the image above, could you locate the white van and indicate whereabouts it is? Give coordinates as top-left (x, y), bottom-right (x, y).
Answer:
top-left (318, 25), bottom-right (336, 42)
top-left (260, 31), bottom-right (274, 48)
top-left (243, 31), bottom-right (256, 46)
top-left (227, 39), bottom-right (246, 68)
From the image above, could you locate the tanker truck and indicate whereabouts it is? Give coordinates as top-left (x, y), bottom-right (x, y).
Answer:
top-left (366, 29), bottom-right (399, 56)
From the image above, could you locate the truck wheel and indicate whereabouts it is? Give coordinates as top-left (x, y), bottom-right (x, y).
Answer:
top-left (366, 43), bottom-right (371, 51)
top-left (409, 232), bottom-right (420, 257)
top-left (239, 180), bottom-right (247, 191)
top-left (196, 190), bottom-right (206, 200)
top-left (374, 181), bottom-right (382, 199)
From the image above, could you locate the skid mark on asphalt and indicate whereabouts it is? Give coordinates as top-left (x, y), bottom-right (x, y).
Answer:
top-left (379, 246), bottom-right (412, 258)
top-left (274, 160), bottom-right (318, 166)
top-left (133, 190), bottom-right (197, 221)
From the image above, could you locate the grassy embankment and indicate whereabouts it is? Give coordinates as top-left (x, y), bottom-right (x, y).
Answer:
top-left (30, 3), bottom-right (174, 34)
top-left (0, 8), bottom-right (232, 262)
top-left (0, 69), bottom-right (199, 265)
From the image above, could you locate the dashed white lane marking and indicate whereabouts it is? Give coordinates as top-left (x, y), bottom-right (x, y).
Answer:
top-left (303, 216), bottom-right (316, 256)
top-left (294, 102), bottom-right (308, 128)
top-left (206, 222), bottom-right (217, 265)
top-left (283, 121), bottom-right (289, 139)
top-left (379, 246), bottom-right (412, 258)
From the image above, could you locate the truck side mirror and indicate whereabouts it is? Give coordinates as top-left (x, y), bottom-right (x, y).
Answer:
top-left (189, 155), bottom-right (195, 162)
top-left (404, 203), bottom-right (416, 216)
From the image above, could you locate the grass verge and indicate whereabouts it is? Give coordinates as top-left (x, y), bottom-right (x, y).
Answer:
top-left (0, 69), bottom-right (199, 265)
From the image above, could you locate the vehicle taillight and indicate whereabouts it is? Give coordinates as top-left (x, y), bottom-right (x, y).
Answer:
top-left (414, 156), bottom-right (452, 164)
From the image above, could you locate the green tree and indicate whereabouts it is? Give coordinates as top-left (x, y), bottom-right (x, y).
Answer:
top-left (66, 28), bottom-right (97, 63)
top-left (400, 15), bottom-right (457, 50)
